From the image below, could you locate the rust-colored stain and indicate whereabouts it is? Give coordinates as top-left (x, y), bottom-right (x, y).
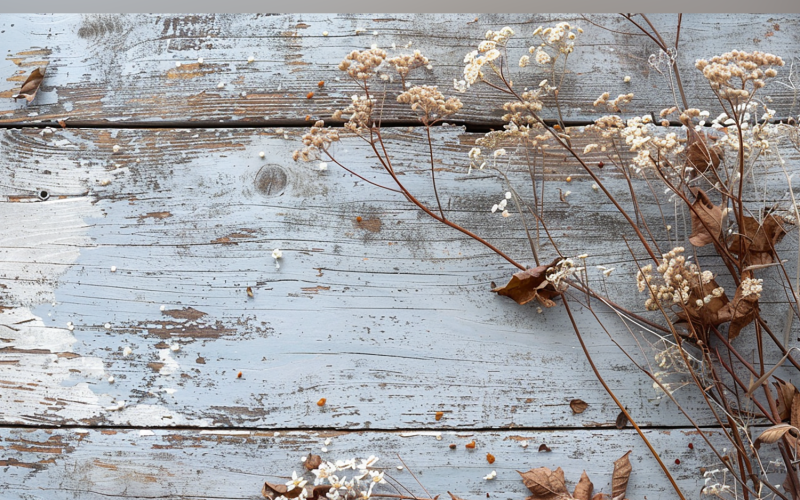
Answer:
top-left (0, 458), bottom-right (38, 468)
top-left (211, 230), bottom-right (256, 245)
top-left (101, 430), bottom-right (117, 435)
top-left (355, 217), bottom-right (382, 233)
top-left (162, 307), bottom-right (207, 321)
top-left (301, 285), bottom-right (331, 294)
top-left (138, 211), bottom-right (172, 221)
top-left (147, 362), bottom-right (165, 372)
top-left (196, 356), bottom-right (206, 364)
top-left (93, 459), bottom-right (118, 470)
top-left (166, 63), bottom-right (221, 80)
top-left (154, 341), bottom-right (170, 349)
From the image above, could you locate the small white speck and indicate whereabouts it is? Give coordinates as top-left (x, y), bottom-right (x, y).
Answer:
top-left (217, 82), bottom-right (225, 89)
top-left (591, 183), bottom-right (599, 191)
top-left (241, 91), bottom-right (247, 97)
top-left (520, 440), bottom-right (529, 448)
top-left (135, 158), bottom-right (141, 163)
top-left (274, 432), bottom-right (280, 437)
top-left (321, 446), bottom-right (328, 452)
top-left (123, 346), bottom-right (133, 356)
top-left (318, 162), bottom-right (328, 171)
top-left (435, 434), bottom-right (442, 440)
top-left (175, 62), bottom-right (181, 68)
top-left (505, 191), bottom-right (512, 199)
top-left (108, 376), bottom-right (115, 383)
top-left (139, 430), bottom-right (155, 436)
top-left (397, 465), bottom-right (404, 470)
top-left (247, 56), bottom-right (255, 63)
top-left (373, 30), bottom-right (378, 36)
top-left (110, 266), bottom-right (117, 272)
top-left (324, 438), bottom-right (332, 445)
top-left (259, 151), bottom-right (265, 158)
top-left (75, 429), bottom-right (89, 434)
top-left (160, 305), bottom-right (166, 311)
top-left (112, 145), bottom-right (120, 153)
top-left (322, 31), bottom-right (329, 36)
top-left (99, 179), bottom-right (111, 186)
top-left (624, 75), bottom-right (631, 83)
top-left (426, 64), bottom-right (432, 70)
top-left (104, 322), bottom-right (111, 330)
top-left (197, 57), bottom-right (204, 64)
top-left (301, 456), bottom-right (307, 462)
top-left (67, 321), bottom-right (74, 331)
top-left (170, 343), bottom-right (180, 352)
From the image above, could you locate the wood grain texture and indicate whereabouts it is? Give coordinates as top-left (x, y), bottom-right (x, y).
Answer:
top-left (0, 14), bottom-right (798, 125)
top-left (0, 427), bottom-right (751, 500)
top-left (1, 126), bottom-right (797, 431)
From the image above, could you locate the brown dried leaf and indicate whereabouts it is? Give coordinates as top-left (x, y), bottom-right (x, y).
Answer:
top-left (538, 443), bottom-right (552, 452)
top-left (754, 423), bottom-right (799, 449)
top-left (685, 129), bottom-right (721, 174)
top-left (304, 454), bottom-right (322, 470)
top-left (726, 271), bottom-right (760, 340)
top-left (518, 467), bottom-right (568, 499)
top-left (262, 482), bottom-right (304, 500)
top-left (492, 258), bottom-right (562, 307)
top-left (570, 399), bottom-right (588, 414)
top-left (615, 411), bottom-right (629, 429)
top-left (675, 274), bottom-right (730, 333)
top-left (729, 214), bottom-right (790, 266)
top-left (247, 286), bottom-right (255, 298)
top-left (573, 471), bottom-right (594, 500)
top-left (309, 486), bottom-right (333, 500)
top-left (688, 188), bottom-right (724, 247)
top-left (792, 391), bottom-right (800, 431)
top-left (12, 66), bottom-right (46, 102)
top-left (774, 378), bottom-right (798, 421)
top-left (448, 492), bottom-right (468, 500)
top-left (591, 495), bottom-right (610, 500)
top-left (611, 450), bottom-right (632, 500)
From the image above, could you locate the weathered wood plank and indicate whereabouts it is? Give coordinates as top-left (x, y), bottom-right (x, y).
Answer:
top-left (0, 427), bottom-right (746, 500)
top-left (1, 126), bottom-right (797, 429)
top-left (0, 14), bottom-right (798, 125)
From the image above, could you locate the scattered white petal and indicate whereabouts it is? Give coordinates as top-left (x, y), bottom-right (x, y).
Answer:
top-left (324, 438), bottom-right (332, 445)
top-left (160, 305), bottom-right (166, 311)
top-left (197, 57), bottom-right (204, 64)
top-left (110, 266), bottom-right (117, 272)
top-left (104, 323), bottom-right (111, 330)
top-left (170, 343), bottom-right (180, 352)
top-left (108, 376), bottom-right (115, 383)
top-left (321, 446), bottom-right (328, 452)
top-left (259, 151), bottom-right (266, 158)
top-left (175, 62), bottom-right (182, 68)
top-left (123, 346), bottom-right (133, 357)
top-left (218, 82), bottom-right (225, 89)
top-left (247, 56), bottom-right (255, 63)
top-left (112, 145), bottom-right (120, 153)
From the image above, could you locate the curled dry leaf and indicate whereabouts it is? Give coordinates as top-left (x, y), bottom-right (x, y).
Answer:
top-left (611, 450), bottom-right (632, 500)
top-left (688, 188), bottom-right (724, 247)
top-left (262, 482), bottom-right (304, 500)
top-left (754, 423), bottom-right (800, 450)
top-left (674, 273), bottom-right (730, 334)
top-left (486, 453), bottom-right (495, 464)
top-left (685, 129), bottom-right (722, 174)
top-left (573, 471), bottom-right (594, 500)
top-left (569, 399), bottom-right (589, 414)
top-left (726, 271), bottom-right (760, 340)
top-left (492, 258), bottom-right (562, 308)
top-left (538, 443), bottom-right (552, 452)
top-left (12, 66), bottom-right (46, 102)
top-left (792, 391), bottom-right (800, 430)
top-left (591, 494), bottom-right (610, 500)
top-left (615, 411), bottom-right (629, 429)
top-left (729, 214), bottom-right (790, 266)
top-left (304, 454), bottom-right (322, 470)
top-left (247, 286), bottom-right (255, 298)
top-left (774, 378), bottom-right (799, 421)
top-left (518, 467), bottom-right (568, 499)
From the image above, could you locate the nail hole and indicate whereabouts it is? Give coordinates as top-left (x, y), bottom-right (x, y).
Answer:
top-left (37, 190), bottom-right (50, 201)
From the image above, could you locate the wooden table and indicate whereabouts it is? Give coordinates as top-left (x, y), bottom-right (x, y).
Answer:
top-left (1, 13), bottom-right (799, 499)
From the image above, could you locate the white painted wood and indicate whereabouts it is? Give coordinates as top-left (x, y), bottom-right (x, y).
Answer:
top-left (0, 14), bottom-right (797, 125)
top-left (0, 427), bottom-right (752, 500)
top-left (1, 126), bottom-right (797, 430)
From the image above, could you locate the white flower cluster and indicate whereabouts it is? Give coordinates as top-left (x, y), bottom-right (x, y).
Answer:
top-left (491, 191), bottom-right (512, 217)
top-left (740, 277), bottom-right (763, 298)
top-left (620, 116), bottom-right (654, 152)
top-left (467, 147), bottom-right (485, 173)
top-left (700, 469), bottom-right (734, 496)
top-left (546, 257), bottom-right (583, 291)
top-left (460, 27), bottom-right (514, 87)
top-left (278, 456), bottom-right (384, 500)
top-left (527, 22), bottom-right (582, 67)
top-left (637, 247), bottom-right (718, 311)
